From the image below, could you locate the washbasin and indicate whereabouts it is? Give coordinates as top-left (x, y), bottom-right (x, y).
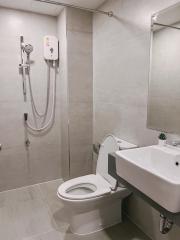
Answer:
top-left (115, 145), bottom-right (180, 213)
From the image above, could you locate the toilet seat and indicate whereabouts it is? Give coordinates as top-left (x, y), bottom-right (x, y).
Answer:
top-left (57, 174), bottom-right (111, 200)
top-left (58, 135), bottom-right (136, 203)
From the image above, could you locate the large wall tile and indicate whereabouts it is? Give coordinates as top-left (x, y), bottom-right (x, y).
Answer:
top-left (68, 30), bottom-right (93, 103)
top-left (57, 9), bottom-right (70, 180)
top-left (70, 144), bottom-right (93, 178)
top-left (69, 102), bottom-right (93, 146)
top-left (66, 7), bottom-right (92, 33)
top-left (0, 7), bottom-right (62, 191)
top-left (0, 143), bottom-right (61, 192)
top-left (59, 8), bottom-right (93, 179)
top-left (0, 146), bottom-right (28, 191)
top-left (27, 143), bottom-right (61, 185)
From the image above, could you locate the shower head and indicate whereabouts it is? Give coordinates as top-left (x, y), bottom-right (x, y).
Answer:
top-left (24, 44), bottom-right (33, 55)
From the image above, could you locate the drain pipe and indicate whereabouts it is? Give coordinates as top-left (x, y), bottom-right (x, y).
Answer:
top-left (160, 214), bottom-right (174, 234)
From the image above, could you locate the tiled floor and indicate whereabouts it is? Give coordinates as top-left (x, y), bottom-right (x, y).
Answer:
top-left (0, 179), bottom-right (151, 240)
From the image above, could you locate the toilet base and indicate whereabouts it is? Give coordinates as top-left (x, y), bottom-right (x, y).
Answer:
top-left (70, 199), bottom-right (122, 235)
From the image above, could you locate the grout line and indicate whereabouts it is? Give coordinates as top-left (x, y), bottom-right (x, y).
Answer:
top-left (22, 229), bottom-right (55, 240)
top-left (37, 180), bottom-right (70, 234)
top-left (38, 182), bottom-right (60, 230)
top-left (0, 178), bottom-right (64, 194)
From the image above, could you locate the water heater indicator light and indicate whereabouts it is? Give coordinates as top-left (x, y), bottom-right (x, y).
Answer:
top-left (44, 35), bottom-right (58, 60)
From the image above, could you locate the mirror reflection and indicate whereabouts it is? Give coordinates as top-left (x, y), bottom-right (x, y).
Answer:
top-left (147, 2), bottom-right (180, 134)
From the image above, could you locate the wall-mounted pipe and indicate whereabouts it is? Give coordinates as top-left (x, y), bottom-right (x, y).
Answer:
top-left (93, 143), bottom-right (101, 155)
top-left (34, 0), bottom-right (113, 17)
top-left (160, 214), bottom-right (174, 234)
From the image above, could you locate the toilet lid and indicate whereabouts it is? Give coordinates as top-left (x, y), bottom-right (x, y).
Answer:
top-left (96, 135), bottom-right (119, 189)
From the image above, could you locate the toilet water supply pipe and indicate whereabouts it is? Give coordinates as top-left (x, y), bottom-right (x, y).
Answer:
top-left (159, 214), bottom-right (173, 234)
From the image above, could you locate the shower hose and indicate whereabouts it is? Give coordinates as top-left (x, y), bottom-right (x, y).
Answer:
top-left (25, 59), bottom-right (57, 132)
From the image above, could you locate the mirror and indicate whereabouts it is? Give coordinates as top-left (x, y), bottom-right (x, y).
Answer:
top-left (147, 2), bottom-right (180, 134)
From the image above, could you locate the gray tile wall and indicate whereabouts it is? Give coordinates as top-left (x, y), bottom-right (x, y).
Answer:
top-left (66, 8), bottom-right (93, 178)
top-left (58, 8), bottom-right (93, 179)
top-left (93, 0), bottom-right (180, 239)
top-left (57, 9), bottom-right (69, 180)
top-left (0, 7), bottom-right (62, 191)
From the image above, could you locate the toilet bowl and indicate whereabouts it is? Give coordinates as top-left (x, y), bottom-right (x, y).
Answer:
top-left (57, 135), bottom-right (136, 235)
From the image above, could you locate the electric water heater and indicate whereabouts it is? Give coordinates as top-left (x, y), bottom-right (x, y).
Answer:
top-left (43, 35), bottom-right (59, 61)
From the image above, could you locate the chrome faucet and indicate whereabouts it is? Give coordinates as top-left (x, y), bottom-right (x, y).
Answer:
top-left (171, 140), bottom-right (180, 147)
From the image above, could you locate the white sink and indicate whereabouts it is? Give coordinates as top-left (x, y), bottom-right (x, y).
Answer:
top-left (115, 145), bottom-right (180, 213)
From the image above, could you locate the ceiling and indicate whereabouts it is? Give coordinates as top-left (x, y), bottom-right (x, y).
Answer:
top-left (0, 0), bottom-right (106, 16)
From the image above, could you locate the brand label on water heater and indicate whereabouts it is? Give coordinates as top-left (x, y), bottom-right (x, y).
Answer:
top-left (43, 35), bottom-right (59, 61)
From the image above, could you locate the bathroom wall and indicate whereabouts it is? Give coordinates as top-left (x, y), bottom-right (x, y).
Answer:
top-left (66, 8), bottom-right (93, 178)
top-left (58, 8), bottom-right (93, 179)
top-left (0, 7), bottom-right (61, 191)
top-left (93, 0), bottom-right (180, 239)
top-left (57, 9), bottom-right (69, 180)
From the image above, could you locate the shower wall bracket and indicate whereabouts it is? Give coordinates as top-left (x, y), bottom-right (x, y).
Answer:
top-left (19, 35), bottom-right (27, 101)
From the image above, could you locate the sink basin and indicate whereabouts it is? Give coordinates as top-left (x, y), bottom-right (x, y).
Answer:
top-left (115, 145), bottom-right (180, 213)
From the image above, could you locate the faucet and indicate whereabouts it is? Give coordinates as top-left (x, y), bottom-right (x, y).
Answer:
top-left (171, 140), bottom-right (180, 147)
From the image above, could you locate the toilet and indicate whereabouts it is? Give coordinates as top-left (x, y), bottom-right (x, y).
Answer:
top-left (57, 135), bottom-right (137, 235)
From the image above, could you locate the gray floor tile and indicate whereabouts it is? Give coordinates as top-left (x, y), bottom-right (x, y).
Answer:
top-left (0, 185), bottom-right (54, 240)
top-left (39, 179), bottom-right (70, 232)
top-left (0, 179), bottom-right (151, 240)
top-left (39, 178), bottom-right (63, 214)
top-left (60, 219), bottom-right (151, 240)
top-left (23, 230), bottom-right (64, 240)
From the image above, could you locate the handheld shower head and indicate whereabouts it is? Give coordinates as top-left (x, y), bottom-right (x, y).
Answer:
top-left (24, 44), bottom-right (33, 55)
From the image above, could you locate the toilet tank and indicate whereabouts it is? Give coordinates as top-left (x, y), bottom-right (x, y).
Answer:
top-left (96, 135), bottom-right (137, 189)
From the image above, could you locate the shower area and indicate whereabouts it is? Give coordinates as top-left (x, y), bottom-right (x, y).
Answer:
top-left (0, 2), bottom-right (93, 192)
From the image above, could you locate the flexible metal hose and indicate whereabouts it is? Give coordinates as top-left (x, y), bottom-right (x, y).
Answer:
top-left (27, 59), bottom-right (51, 118)
top-left (26, 60), bottom-right (57, 132)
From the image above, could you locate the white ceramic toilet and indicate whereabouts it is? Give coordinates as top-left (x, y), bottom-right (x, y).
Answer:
top-left (57, 135), bottom-right (136, 235)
